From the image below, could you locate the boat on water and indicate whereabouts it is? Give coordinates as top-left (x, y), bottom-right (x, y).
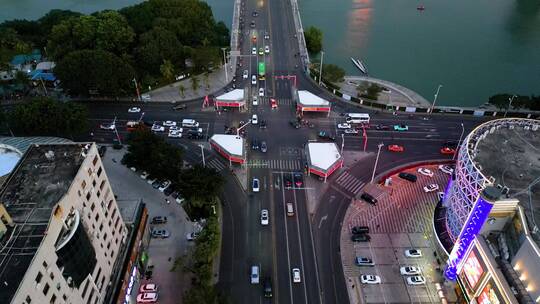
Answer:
top-left (350, 57), bottom-right (368, 74)
top-left (417, 5), bottom-right (425, 10)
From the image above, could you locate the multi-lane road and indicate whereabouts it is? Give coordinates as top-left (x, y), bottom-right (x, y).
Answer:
top-left (77, 0), bottom-right (493, 302)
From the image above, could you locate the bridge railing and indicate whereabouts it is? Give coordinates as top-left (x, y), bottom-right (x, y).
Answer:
top-left (289, 0), bottom-right (310, 72)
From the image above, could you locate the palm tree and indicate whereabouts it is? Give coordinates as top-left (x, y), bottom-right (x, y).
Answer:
top-left (179, 84), bottom-right (186, 98)
top-left (204, 73), bottom-right (210, 90)
top-left (190, 76), bottom-right (200, 93)
top-left (160, 59), bottom-right (175, 83)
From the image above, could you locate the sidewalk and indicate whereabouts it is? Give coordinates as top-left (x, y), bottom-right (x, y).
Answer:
top-left (146, 66), bottom-right (234, 102)
top-left (338, 76), bottom-right (432, 108)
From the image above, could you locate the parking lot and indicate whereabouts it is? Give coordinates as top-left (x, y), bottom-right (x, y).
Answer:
top-left (101, 146), bottom-right (200, 304)
top-left (341, 165), bottom-right (457, 303)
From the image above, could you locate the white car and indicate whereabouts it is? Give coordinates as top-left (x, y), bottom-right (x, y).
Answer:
top-left (405, 249), bottom-right (422, 258)
top-left (423, 183), bottom-right (439, 192)
top-left (158, 180), bottom-right (171, 192)
top-left (251, 114), bottom-right (258, 125)
top-left (243, 69), bottom-right (249, 79)
top-left (163, 120), bottom-right (176, 127)
top-left (140, 171), bottom-right (149, 179)
top-left (400, 266), bottom-right (421, 275)
top-left (252, 47), bottom-right (257, 55)
top-left (137, 292), bottom-right (158, 303)
top-left (186, 231), bottom-right (199, 241)
top-left (169, 126), bottom-right (182, 132)
top-left (438, 164), bottom-right (454, 175)
top-left (139, 283), bottom-right (158, 292)
top-left (147, 178), bottom-right (157, 185)
top-left (360, 274), bottom-right (381, 284)
top-left (151, 124), bottom-right (165, 132)
top-left (128, 107), bottom-right (141, 113)
top-left (264, 45), bottom-right (270, 54)
top-left (337, 123), bottom-right (352, 129)
top-left (100, 123), bottom-right (115, 130)
top-left (252, 96), bottom-right (258, 106)
top-left (252, 178), bottom-right (260, 192)
top-left (168, 130), bottom-right (182, 138)
top-left (407, 275), bottom-right (426, 285)
top-left (292, 268), bottom-right (301, 283)
top-left (355, 257), bottom-right (375, 266)
top-left (344, 129), bottom-right (359, 134)
top-left (417, 167), bottom-right (433, 177)
top-left (260, 209), bottom-right (269, 225)
top-left (259, 88), bottom-right (264, 97)
top-left (251, 75), bottom-right (257, 85)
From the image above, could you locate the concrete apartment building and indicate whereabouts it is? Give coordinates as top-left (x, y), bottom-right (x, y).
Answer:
top-left (0, 143), bottom-right (127, 304)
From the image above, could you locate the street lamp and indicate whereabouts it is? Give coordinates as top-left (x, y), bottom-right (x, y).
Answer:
top-left (504, 95), bottom-right (517, 118)
top-left (221, 47), bottom-right (228, 82)
top-left (429, 84), bottom-right (443, 114)
top-left (453, 123), bottom-right (464, 161)
top-left (318, 51), bottom-right (324, 86)
top-left (200, 144), bottom-right (206, 167)
top-left (371, 143), bottom-right (384, 183)
top-left (340, 133), bottom-right (345, 154)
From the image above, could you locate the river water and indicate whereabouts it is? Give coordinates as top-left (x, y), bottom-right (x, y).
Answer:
top-left (2, 0), bottom-right (539, 106)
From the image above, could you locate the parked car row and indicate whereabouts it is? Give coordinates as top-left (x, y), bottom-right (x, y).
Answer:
top-left (138, 169), bottom-right (185, 204)
top-left (350, 225), bottom-right (371, 242)
top-left (137, 283), bottom-right (159, 303)
top-left (357, 249), bottom-right (425, 285)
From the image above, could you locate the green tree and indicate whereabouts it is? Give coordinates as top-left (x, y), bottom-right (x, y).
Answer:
top-left (190, 75), bottom-right (200, 92)
top-left (123, 128), bottom-right (184, 181)
top-left (179, 84), bottom-right (186, 98)
top-left (94, 11), bottom-right (135, 54)
top-left (365, 83), bottom-right (384, 100)
top-left (304, 26), bottom-right (323, 54)
top-left (321, 63), bottom-right (345, 84)
top-left (160, 59), bottom-right (175, 82)
top-left (8, 98), bottom-right (88, 137)
top-left (54, 49), bottom-right (135, 96)
top-left (13, 70), bottom-right (30, 87)
top-left (178, 165), bottom-right (224, 215)
top-left (191, 46), bottom-right (221, 71)
top-left (135, 26), bottom-right (184, 75)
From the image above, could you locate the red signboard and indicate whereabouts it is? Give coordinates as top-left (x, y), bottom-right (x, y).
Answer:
top-left (299, 106), bottom-right (330, 112)
top-left (309, 159), bottom-right (343, 177)
top-left (462, 251), bottom-right (484, 290)
top-left (216, 101), bottom-right (245, 107)
top-left (210, 141), bottom-right (245, 164)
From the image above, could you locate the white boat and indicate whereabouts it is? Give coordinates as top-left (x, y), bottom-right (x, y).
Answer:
top-left (351, 57), bottom-right (368, 74)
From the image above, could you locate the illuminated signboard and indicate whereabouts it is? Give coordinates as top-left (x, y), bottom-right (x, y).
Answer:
top-left (462, 251), bottom-right (484, 289)
top-left (477, 279), bottom-right (502, 304)
top-left (445, 191), bottom-right (496, 280)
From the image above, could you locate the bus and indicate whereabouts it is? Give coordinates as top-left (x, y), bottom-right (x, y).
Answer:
top-left (258, 62), bottom-right (265, 80)
top-left (345, 113), bottom-right (370, 124)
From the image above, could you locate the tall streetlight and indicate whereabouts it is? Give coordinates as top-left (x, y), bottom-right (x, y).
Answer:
top-left (371, 143), bottom-right (384, 183)
top-left (340, 133), bottom-right (345, 154)
top-left (200, 144), bottom-right (206, 167)
top-left (221, 47), bottom-right (228, 82)
top-left (453, 123), bottom-right (464, 161)
top-left (318, 51), bottom-right (324, 86)
top-left (429, 84), bottom-right (443, 114)
top-left (504, 95), bottom-right (517, 118)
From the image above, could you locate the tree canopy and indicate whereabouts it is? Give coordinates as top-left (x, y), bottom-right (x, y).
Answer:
top-left (7, 97), bottom-right (88, 137)
top-left (321, 63), bottom-right (345, 84)
top-left (54, 49), bottom-right (135, 96)
top-left (304, 26), bottom-right (323, 54)
top-left (488, 94), bottom-right (540, 111)
top-left (177, 165), bottom-right (224, 210)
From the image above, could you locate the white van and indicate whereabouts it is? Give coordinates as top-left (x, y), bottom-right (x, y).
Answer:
top-left (286, 203), bottom-right (294, 216)
top-left (250, 266), bottom-right (260, 284)
top-left (182, 119), bottom-right (199, 128)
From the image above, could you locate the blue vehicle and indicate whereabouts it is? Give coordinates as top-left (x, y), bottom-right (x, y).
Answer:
top-left (393, 124), bottom-right (409, 131)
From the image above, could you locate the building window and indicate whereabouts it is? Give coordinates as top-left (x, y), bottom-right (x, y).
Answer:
top-left (91, 203), bottom-right (95, 212)
top-left (96, 191), bottom-right (101, 198)
top-left (50, 294), bottom-right (56, 304)
top-left (43, 283), bottom-right (50, 295)
top-left (92, 156), bottom-right (98, 166)
top-left (25, 295), bottom-right (31, 303)
top-left (62, 295), bottom-right (67, 301)
top-left (81, 280), bottom-right (89, 298)
top-left (97, 167), bottom-right (102, 177)
top-left (106, 242), bottom-right (110, 250)
top-left (92, 180), bottom-right (96, 188)
top-left (49, 272), bottom-right (54, 280)
top-left (42, 261), bottom-right (48, 268)
top-left (103, 233), bottom-right (108, 241)
top-left (99, 223), bottom-right (103, 232)
top-left (99, 180), bottom-right (105, 190)
top-left (100, 276), bottom-right (105, 292)
top-left (87, 168), bottom-right (92, 176)
top-left (81, 180), bottom-right (86, 189)
top-left (95, 213), bottom-right (100, 222)
top-left (86, 192), bottom-right (91, 201)
top-left (35, 272), bottom-right (43, 283)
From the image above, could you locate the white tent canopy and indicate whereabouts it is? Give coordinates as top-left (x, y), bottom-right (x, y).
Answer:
top-left (210, 134), bottom-right (244, 156)
top-left (307, 142), bottom-right (341, 170)
top-left (298, 90), bottom-right (330, 107)
top-left (216, 89), bottom-right (244, 101)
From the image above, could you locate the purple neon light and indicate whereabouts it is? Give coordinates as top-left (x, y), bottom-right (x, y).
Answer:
top-left (444, 195), bottom-right (494, 280)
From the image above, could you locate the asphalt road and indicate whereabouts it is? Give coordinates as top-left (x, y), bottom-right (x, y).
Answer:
top-left (78, 0), bottom-right (494, 301)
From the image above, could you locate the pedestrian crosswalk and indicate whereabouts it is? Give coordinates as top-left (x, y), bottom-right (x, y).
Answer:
top-left (334, 171), bottom-right (365, 195)
top-left (247, 159), bottom-right (302, 170)
top-left (207, 158), bottom-right (226, 171)
top-left (257, 97), bottom-right (295, 106)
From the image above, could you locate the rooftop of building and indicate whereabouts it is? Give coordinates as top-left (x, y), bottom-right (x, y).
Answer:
top-left (307, 142), bottom-right (341, 170)
top-left (0, 143), bottom-right (89, 303)
top-left (209, 134), bottom-right (244, 157)
top-left (466, 118), bottom-right (540, 246)
top-left (297, 90), bottom-right (330, 107)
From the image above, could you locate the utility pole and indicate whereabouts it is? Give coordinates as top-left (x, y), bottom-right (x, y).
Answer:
top-left (341, 133), bottom-right (345, 154)
top-left (318, 51), bottom-right (324, 86)
top-left (222, 48), bottom-right (228, 82)
top-left (429, 84), bottom-right (443, 114)
top-left (132, 78), bottom-right (141, 101)
top-left (200, 144), bottom-right (206, 167)
top-left (504, 95), bottom-right (516, 118)
top-left (371, 143), bottom-right (384, 183)
top-left (453, 123), bottom-right (464, 161)
top-left (112, 116), bottom-right (122, 145)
